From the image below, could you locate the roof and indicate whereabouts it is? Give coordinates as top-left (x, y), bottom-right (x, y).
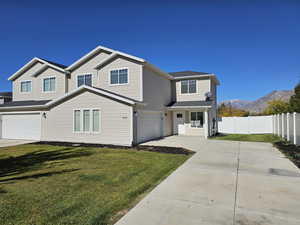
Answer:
top-left (67, 45), bottom-right (145, 71)
top-left (169, 70), bottom-right (220, 85)
top-left (167, 101), bottom-right (212, 108)
top-left (8, 57), bottom-right (68, 81)
top-left (0, 85), bottom-right (145, 110)
top-left (0, 100), bottom-right (50, 108)
top-left (0, 92), bottom-right (12, 98)
top-left (169, 71), bottom-right (211, 78)
top-left (40, 58), bottom-right (67, 69)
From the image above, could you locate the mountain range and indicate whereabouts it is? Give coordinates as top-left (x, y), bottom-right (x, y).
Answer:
top-left (220, 90), bottom-right (294, 113)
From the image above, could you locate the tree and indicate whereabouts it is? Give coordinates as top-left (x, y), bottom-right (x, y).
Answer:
top-left (218, 103), bottom-right (249, 117)
top-left (289, 82), bottom-right (300, 113)
top-left (263, 100), bottom-right (290, 115)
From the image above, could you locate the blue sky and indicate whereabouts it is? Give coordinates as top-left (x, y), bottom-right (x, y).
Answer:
top-left (0, 0), bottom-right (299, 102)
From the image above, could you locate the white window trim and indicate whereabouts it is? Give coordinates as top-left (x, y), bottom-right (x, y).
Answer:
top-left (109, 67), bottom-right (129, 86)
top-left (42, 76), bottom-right (56, 93)
top-left (180, 80), bottom-right (197, 95)
top-left (20, 80), bottom-right (32, 93)
top-left (76, 74), bottom-right (93, 88)
top-left (190, 111), bottom-right (204, 129)
top-left (73, 108), bottom-right (101, 134)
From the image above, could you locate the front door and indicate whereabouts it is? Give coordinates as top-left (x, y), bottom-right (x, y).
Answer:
top-left (173, 112), bottom-right (185, 135)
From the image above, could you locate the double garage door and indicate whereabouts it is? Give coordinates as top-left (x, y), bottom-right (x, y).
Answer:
top-left (137, 111), bottom-right (163, 143)
top-left (1, 113), bottom-right (41, 140)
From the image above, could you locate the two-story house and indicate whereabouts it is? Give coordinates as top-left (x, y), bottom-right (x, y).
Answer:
top-left (0, 46), bottom-right (220, 146)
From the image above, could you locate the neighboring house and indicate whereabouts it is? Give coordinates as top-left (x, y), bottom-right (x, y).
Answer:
top-left (0, 92), bottom-right (12, 104)
top-left (0, 46), bottom-right (220, 146)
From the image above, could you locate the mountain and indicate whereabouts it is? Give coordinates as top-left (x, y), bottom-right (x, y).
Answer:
top-left (220, 90), bottom-right (294, 113)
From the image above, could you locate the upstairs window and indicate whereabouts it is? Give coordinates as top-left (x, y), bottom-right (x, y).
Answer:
top-left (43, 77), bottom-right (56, 92)
top-left (77, 74), bottom-right (92, 87)
top-left (181, 80), bottom-right (196, 94)
top-left (190, 112), bottom-right (204, 128)
top-left (20, 81), bottom-right (32, 93)
top-left (110, 69), bottom-right (128, 85)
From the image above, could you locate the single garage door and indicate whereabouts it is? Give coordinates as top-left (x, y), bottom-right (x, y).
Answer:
top-left (137, 111), bottom-right (163, 143)
top-left (1, 113), bottom-right (41, 140)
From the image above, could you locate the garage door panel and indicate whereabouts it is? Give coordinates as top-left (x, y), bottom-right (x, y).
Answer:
top-left (1, 114), bottom-right (41, 140)
top-left (137, 111), bottom-right (163, 143)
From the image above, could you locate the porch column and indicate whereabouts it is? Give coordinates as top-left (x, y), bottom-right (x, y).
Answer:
top-left (204, 110), bottom-right (208, 139)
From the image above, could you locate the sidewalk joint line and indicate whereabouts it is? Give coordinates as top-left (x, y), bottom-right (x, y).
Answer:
top-left (233, 142), bottom-right (241, 225)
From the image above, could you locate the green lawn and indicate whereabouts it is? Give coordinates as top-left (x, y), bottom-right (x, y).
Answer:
top-left (210, 133), bottom-right (282, 143)
top-left (0, 144), bottom-right (189, 225)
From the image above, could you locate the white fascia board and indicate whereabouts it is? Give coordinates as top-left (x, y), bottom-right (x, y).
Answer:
top-left (93, 53), bottom-right (118, 70)
top-left (166, 106), bottom-right (211, 110)
top-left (66, 46), bottom-right (104, 71)
top-left (172, 74), bottom-right (220, 85)
top-left (8, 57), bottom-right (67, 81)
top-left (31, 64), bottom-right (48, 77)
top-left (8, 57), bottom-right (39, 81)
top-left (67, 45), bottom-right (145, 71)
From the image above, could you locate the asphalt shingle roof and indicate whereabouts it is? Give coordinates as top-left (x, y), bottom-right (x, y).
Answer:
top-left (0, 92), bottom-right (12, 98)
top-left (167, 101), bottom-right (212, 107)
top-left (40, 58), bottom-right (68, 69)
top-left (169, 71), bottom-right (211, 78)
top-left (0, 100), bottom-right (51, 108)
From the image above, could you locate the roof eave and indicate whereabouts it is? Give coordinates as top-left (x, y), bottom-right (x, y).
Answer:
top-left (67, 45), bottom-right (145, 71)
top-left (167, 106), bottom-right (212, 110)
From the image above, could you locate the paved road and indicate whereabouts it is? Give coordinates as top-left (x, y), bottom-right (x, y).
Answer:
top-left (115, 136), bottom-right (300, 225)
top-left (0, 139), bottom-right (37, 147)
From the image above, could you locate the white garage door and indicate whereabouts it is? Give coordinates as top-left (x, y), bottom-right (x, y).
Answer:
top-left (137, 111), bottom-right (163, 143)
top-left (1, 113), bottom-right (41, 140)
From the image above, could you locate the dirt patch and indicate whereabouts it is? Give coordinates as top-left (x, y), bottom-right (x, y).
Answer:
top-left (32, 141), bottom-right (195, 155)
top-left (274, 141), bottom-right (300, 168)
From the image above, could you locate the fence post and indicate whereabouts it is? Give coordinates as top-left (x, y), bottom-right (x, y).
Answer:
top-left (286, 113), bottom-right (290, 141)
top-left (294, 112), bottom-right (297, 145)
top-left (281, 113), bottom-right (284, 139)
top-left (277, 114), bottom-right (280, 136)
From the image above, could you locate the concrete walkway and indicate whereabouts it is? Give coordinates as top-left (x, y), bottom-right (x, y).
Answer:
top-left (0, 139), bottom-right (37, 147)
top-left (115, 136), bottom-right (300, 225)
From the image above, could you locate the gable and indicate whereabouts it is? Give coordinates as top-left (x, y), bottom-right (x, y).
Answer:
top-left (8, 58), bottom-right (67, 81)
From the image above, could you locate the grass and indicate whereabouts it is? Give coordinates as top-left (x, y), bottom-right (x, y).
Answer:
top-left (0, 144), bottom-right (190, 225)
top-left (210, 133), bottom-right (282, 143)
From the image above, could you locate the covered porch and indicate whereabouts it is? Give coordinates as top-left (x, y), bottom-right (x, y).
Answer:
top-left (167, 101), bottom-right (213, 138)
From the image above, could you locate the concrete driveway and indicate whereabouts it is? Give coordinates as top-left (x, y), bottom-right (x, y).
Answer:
top-left (115, 136), bottom-right (300, 225)
top-left (0, 139), bottom-right (37, 147)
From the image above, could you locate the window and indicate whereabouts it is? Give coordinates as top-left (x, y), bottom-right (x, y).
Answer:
top-left (110, 69), bottom-right (128, 85)
top-left (181, 80), bottom-right (196, 94)
top-left (92, 110), bottom-right (100, 132)
top-left (176, 113), bottom-right (183, 118)
top-left (77, 74), bottom-right (92, 87)
top-left (73, 109), bottom-right (100, 133)
top-left (20, 81), bottom-right (32, 93)
top-left (43, 77), bottom-right (56, 92)
top-left (74, 110), bottom-right (81, 132)
top-left (190, 112), bottom-right (203, 128)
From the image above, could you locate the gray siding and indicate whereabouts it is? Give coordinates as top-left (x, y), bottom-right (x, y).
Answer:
top-left (142, 67), bottom-right (171, 111)
top-left (41, 90), bottom-right (133, 146)
top-left (68, 53), bottom-right (143, 101)
top-left (12, 62), bottom-right (66, 101)
top-left (175, 78), bottom-right (211, 102)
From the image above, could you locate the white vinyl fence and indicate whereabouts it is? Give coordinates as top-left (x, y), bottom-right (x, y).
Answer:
top-left (273, 113), bottom-right (300, 146)
top-left (218, 116), bottom-right (273, 134)
top-left (218, 113), bottom-right (300, 145)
